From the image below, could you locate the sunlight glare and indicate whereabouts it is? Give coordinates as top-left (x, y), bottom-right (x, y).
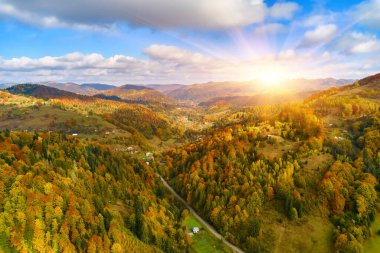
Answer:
top-left (257, 69), bottom-right (286, 90)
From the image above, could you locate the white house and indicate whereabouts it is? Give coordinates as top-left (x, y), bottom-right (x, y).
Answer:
top-left (193, 227), bottom-right (200, 233)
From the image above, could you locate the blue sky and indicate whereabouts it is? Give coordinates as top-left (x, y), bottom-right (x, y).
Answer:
top-left (0, 0), bottom-right (379, 84)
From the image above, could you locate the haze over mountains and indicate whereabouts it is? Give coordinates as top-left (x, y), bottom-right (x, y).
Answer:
top-left (1, 78), bottom-right (354, 107)
top-left (0, 71), bottom-right (379, 253)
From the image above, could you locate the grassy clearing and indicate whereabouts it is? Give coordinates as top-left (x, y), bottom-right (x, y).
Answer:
top-left (258, 138), bottom-right (297, 160)
top-left (182, 214), bottom-right (232, 253)
top-left (364, 214), bottom-right (380, 253)
top-left (262, 206), bottom-right (333, 253)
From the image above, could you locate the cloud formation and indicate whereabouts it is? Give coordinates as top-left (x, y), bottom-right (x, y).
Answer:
top-left (0, 0), bottom-right (267, 30)
top-left (1, 44), bottom-right (378, 84)
top-left (254, 23), bottom-right (287, 34)
top-left (335, 32), bottom-right (380, 55)
top-left (269, 2), bottom-right (300, 20)
top-left (355, 0), bottom-right (380, 30)
top-left (299, 24), bottom-right (337, 48)
top-left (0, 0), bottom-right (304, 30)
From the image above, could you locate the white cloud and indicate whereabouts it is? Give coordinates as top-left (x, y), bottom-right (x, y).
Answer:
top-left (144, 45), bottom-right (212, 64)
top-left (303, 14), bottom-right (337, 27)
top-left (0, 0), bottom-right (268, 30)
top-left (355, 0), bottom-right (380, 30)
top-left (254, 23), bottom-right (287, 34)
top-left (335, 32), bottom-right (380, 55)
top-left (269, 2), bottom-right (300, 20)
top-left (299, 24), bottom-right (337, 48)
top-left (1, 44), bottom-right (376, 84)
top-left (0, 46), bottom-right (243, 84)
top-left (0, 0), bottom-right (305, 30)
top-left (0, 3), bottom-right (107, 31)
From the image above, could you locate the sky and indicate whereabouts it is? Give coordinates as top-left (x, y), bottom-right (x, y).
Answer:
top-left (0, 0), bottom-right (380, 85)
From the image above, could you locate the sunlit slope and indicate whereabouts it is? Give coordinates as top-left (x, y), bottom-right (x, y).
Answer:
top-left (158, 73), bottom-right (380, 253)
top-left (0, 131), bottom-right (191, 252)
top-left (168, 78), bottom-right (352, 104)
top-left (2, 84), bottom-right (180, 145)
top-left (95, 84), bottom-right (177, 106)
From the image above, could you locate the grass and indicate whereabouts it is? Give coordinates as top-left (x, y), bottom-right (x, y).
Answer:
top-left (182, 214), bottom-right (232, 253)
top-left (258, 138), bottom-right (296, 160)
top-left (364, 213), bottom-right (380, 253)
top-left (262, 209), bottom-right (334, 253)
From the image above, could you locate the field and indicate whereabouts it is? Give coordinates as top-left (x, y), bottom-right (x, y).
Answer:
top-left (364, 213), bottom-right (380, 253)
top-left (272, 215), bottom-right (333, 253)
top-left (182, 214), bottom-right (232, 253)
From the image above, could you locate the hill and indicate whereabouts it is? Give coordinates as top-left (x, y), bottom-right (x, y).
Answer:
top-left (3, 84), bottom-right (180, 145)
top-left (0, 83), bottom-right (14, 89)
top-left (6, 83), bottom-right (89, 100)
top-left (158, 74), bottom-right (380, 252)
top-left (38, 81), bottom-right (99, 95)
top-left (96, 84), bottom-right (177, 105)
top-left (198, 90), bottom-right (315, 107)
top-left (0, 73), bottom-right (379, 253)
top-left (146, 84), bottom-right (185, 95)
top-left (0, 130), bottom-right (192, 252)
top-left (168, 78), bottom-right (353, 104)
top-left (81, 83), bottom-right (117, 91)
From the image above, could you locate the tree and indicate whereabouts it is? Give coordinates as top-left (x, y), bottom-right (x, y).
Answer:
top-left (33, 219), bottom-right (45, 253)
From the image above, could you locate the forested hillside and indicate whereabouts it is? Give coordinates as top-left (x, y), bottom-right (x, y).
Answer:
top-left (0, 131), bottom-right (190, 252)
top-left (0, 74), bottom-right (379, 253)
top-left (95, 84), bottom-right (176, 106)
top-left (159, 75), bottom-right (380, 252)
top-left (2, 84), bottom-right (180, 147)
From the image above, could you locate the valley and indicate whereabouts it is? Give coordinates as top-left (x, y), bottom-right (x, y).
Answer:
top-left (0, 74), bottom-right (379, 253)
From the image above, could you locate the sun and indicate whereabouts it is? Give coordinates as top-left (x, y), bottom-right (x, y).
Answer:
top-left (257, 70), bottom-right (286, 89)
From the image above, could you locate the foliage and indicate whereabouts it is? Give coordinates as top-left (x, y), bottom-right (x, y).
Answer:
top-left (0, 131), bottom-right (187, 252)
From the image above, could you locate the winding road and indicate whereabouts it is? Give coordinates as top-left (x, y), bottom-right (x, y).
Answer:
top-left (159, 176), bottom-right (245, 253)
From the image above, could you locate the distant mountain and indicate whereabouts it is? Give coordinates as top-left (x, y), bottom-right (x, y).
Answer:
top-left (38, 81), bottom-right (98, 95)
top-left (167, 78), bottom-right (354, 103)
top-left (80, 83), bottom-right (116, 91)
top-left (145, 84), bottom-right (184, 95)
top-left (0, 83), bottom-right (15, 89)
top-left (199, 91), bottom-right (315, 107)
top-left (168, 81), bottom-right (257, 102)
top-left (119, 84), bottom-right (152, 91)
top-left (6, 83), bottom-right (90, 100)
top-left (95, 84), bottom-right (176, 105)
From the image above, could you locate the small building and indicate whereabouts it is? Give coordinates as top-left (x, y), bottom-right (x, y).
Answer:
top-left (193, 227), bottom-right (200, 234)
top-left (72, 133), bottom-right (78, 137)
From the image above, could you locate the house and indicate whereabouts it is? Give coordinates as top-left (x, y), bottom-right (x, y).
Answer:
top-left (193, 227), bottom-right (200, 234)
top-left (145, 152), bottom-right (154, 160)
top-left (72, 133), bottom-right (78, 137)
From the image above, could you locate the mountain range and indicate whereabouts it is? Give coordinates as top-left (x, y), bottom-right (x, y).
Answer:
top-left (1, 78), bottom-right (354, 107)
